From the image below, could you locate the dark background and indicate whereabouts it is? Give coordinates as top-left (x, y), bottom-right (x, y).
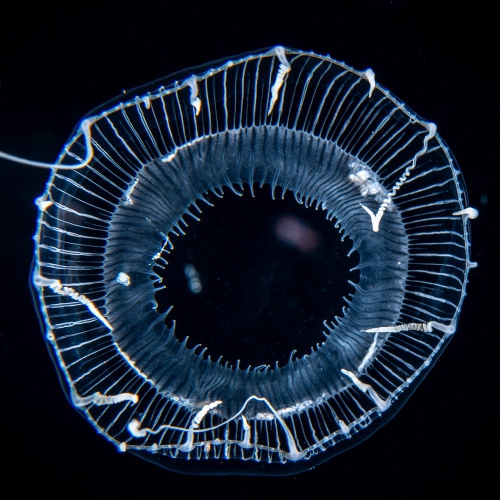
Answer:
top-left (0, 0), bottom-right (497, 497)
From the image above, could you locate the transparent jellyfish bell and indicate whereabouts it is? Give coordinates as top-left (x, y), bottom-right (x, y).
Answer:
top-left (0, 46), bottom-right (477, 475)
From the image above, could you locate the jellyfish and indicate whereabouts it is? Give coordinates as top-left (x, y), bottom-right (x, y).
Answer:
top-left (0, 46), bottom-right (477, 475)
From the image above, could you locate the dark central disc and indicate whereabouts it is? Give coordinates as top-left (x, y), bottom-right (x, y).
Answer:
top-left (155, 184), bottom-right (359, 369)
